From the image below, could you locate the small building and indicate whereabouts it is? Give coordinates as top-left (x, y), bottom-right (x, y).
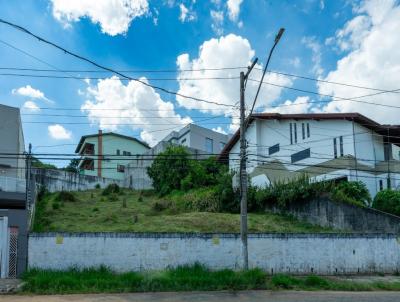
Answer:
top-left (75, 131), bottom-right (150, 181)
top-left (221, 112), bottom-right (400, 199)
top-left (125, 124), bottom-right (230, 190)
top-left (0, 104), bottom-right (29, 278)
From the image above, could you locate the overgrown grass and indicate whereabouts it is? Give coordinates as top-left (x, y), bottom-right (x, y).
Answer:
top-left (22, 266), bottom-right (400, 294)
top-left (32, 188), bottom-right (332, 233)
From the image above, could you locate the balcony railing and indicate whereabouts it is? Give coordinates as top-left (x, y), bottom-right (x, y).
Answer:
top-left (0, 176), bottom-right (26, 193)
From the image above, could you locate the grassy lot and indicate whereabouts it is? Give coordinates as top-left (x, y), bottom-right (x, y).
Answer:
top-left (22, 265), bottom-right (400, 294)
top-left (33, 188), bottom-right (332, 233)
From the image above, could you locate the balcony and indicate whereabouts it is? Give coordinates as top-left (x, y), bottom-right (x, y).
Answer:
top-left (81, 143), bottom-right (95, 156)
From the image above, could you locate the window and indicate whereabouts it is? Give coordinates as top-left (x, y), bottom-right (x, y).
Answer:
top-left (302, 123), bottom-right (305, 140)
top-left (333, 138), bottom-right (337, 158)
top-left (339, 136), bottom-right (344, 157)
top-left (291, 148), bottom-right (310, 163)
top-left (379, 180), bottom-right (383, 191)
top-left (116, 149), bottom-right (120, 155)
top-left (307, 123), bottom-right (310, 138)
top-left (387, 178), bottom-right (391, 189)
top-left (220, 142), bottom-right (226, 150)
top-left (117, 164), bottom-right (125, 173)
top-left (181, 138), bottom-right (187, 144)
top-left (123, 151), bottom-right (127, 156)
top-left (269, 143), bottom-right (280, 155)
top-left (290, 123), bottom-right (293, 145)
top-left (294, 123), bottom-right (297, 143)
top-left (205, 138), bottom-right (213, 153)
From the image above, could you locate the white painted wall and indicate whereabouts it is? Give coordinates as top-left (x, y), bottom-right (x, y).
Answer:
top-left (229, 118), bottom-right (400, 198)
top-left (29, 233), bottom-right (400, 274)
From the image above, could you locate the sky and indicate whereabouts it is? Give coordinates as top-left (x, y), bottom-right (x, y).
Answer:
top-left (0, 0), bottom-right (399, 167)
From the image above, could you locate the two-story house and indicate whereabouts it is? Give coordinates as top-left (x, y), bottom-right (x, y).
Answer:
top-left (221, 113), bottom-right (400, 198)
top-left (75, 131), bottom-right (150, 180)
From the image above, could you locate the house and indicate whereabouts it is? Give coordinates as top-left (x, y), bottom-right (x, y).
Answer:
top-left (221, 113), bottom-right (400, 198)
top-left (162, 123), bottom-right (229, 154)
top-left (75, 131), bottom-right (150, 180)
top-left (124, 124), bottom-right (230, 189)
top-left (0, 104), bottom-right (29, 278)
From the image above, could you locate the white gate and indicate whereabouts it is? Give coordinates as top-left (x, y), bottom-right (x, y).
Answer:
top-left (0, 216), bottom-right (9, 278)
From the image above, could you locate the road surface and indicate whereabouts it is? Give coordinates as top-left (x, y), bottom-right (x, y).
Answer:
top-left (1, 291), bottom-right (400, 302)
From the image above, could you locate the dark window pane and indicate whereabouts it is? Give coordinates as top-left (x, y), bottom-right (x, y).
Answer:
top-left (291, 148), bottom-right (310, 163)
top-left (339, 136), bottom-right (344, 156)
top-left (294, 123), bottom-right (297, 143)
top-left (290, 123), bottom-right (293, 145)
top-left (302, 123), bottom-right (305, 140)
top-left (333, 138), bottom-right (337, 158)
top-left (269, 143), bottom-right (280, 155)
top-left (307, 123), bottom-right (310, 137)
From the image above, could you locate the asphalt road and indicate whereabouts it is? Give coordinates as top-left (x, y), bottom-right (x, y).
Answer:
top-left (1, 291), bottom-right (400, 302)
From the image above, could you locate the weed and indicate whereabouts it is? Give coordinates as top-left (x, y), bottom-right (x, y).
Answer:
top-left (52, 202), bottom-right (60, 210)
top-left (95, 184), bottom-right (101, 189)
top-left (102, 184), bottom-right (120, 196)
top-left (55, 191), bottom-right (76, 203)
top-left (92, 208), bottom-right (99, 212)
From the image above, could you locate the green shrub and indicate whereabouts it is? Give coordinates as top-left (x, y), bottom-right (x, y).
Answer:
top-left (372, 189), bottom-right (400, 216)
top-left (92, 207), bottom-right (99, 212)
top-left (95, 184), bottom-right (101, 189)
top-left (181, 187), bottom-right (221, 212)
top-left (102, 184), bottom-right (120, 196)
top-left (107, 193), bottom-right (119, 202)
top-left (304, 275), bottom-right (329, 288)
top-left (152, 200), bottom-right (171, 212)
top-left (52, 202), bottom-right (60, 210)
top-left (334, 181), bottom-right (371, 205)
top-left (271, 274), bottom-right (300, 289)
top-left (55, 191), bottom-right (76, 203)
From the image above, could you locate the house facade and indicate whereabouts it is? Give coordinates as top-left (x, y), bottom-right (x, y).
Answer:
top-left (0, 104), bottom-right (29, 278)
top-left (125, 124), bottom-right (230, 190)
top-left (221, 113), bottom-right (400, 199)
top-left (75, 131), bottom-right (150, 180)
top-left (162, 124), bottom-right (229, 154)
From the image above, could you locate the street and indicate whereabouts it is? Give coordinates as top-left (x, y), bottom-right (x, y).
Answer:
top-left (1, 291), bottom-right (400, 302)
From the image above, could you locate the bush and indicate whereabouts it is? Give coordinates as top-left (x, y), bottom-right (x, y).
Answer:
top-left (52, 202), bottom-right (60, 210)
top-left (152, 200), bottom-right (171, 212)
top-left (333, 181), bottom-right (371, 205)
top-left (107, 193), bottom-right (119, 202)
top-left (95, 184), bottom-right (101, 189)
top-left (55, 191), bottom-right (76, 203)
top-left (372, 189), bottom-right (400, 216)
top-left (102, 184), bottom-right (120, 196)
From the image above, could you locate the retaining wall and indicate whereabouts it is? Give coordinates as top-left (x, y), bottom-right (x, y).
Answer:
top-left (32, 168), bottom-right (125, 192)
top-left (28, 232), bottom-right (400, 274)
top-left (276, 197), bottom-right (400, 233)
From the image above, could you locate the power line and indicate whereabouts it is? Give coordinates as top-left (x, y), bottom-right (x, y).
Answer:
top-left (2, 66), bottom-right (400, 94)
top-left (0, 19), bottom-right (236, 109)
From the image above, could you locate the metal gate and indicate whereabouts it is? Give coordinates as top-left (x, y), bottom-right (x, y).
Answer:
top-left (0, 216), bottom-right (9, 278)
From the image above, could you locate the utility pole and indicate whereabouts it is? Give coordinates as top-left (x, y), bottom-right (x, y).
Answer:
top-left (25, 143), bottom-right (32, 209)
top-left (239, 61), bottom-right (257, 271)
top-left (239, 28), bottom-right (285, 270)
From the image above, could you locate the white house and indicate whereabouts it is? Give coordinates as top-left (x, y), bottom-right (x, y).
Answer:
top-left (221, 113), bottom-right (400, 198)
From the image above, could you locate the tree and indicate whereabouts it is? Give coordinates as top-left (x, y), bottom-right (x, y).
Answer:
top-left (64, 159), bottom-right (80, 173)
top-left (147, 145), bottom-right (191, 195)
top-left (31, 157), bottom-right (57, 169)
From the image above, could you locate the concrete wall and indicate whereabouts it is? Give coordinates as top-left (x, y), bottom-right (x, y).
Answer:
top-left (28, 232), bottom-right (400, 274)
top-left (274, 197), bottom-right (400, 233)
top-left (32, 168), bottom-right (125, 192)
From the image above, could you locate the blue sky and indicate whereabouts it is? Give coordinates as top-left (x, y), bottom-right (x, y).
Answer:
top-left (0, 0), bottom-right (399, 166)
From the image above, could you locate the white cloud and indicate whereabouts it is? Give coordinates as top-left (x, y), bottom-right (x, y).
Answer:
top-left (212, 126), bottom-right (227, 135)
top-left (289, 57), bottom-right (301, 68)
top-left (227, 0), bottom-right (243, 21)
top-left (12, 85), bottom-right (53, 104)
top-left (50, 0), bottom-right (149, 36)
top-left (176, 34), bottom-right (292, 117)
top-left (302, 36), bottom-right (323, 77)
top-left (319, 0), bottom-right (400, 123)
top-left (22, 101), bottom-right (40, 112)
top-left (179, 3), bottom-right (196, 22)
top-left (81, 76), bottom-right (192, 146)
top-left (210, 10), bottom-right (224, 35)
top-left (48, 124), bottom-right (72, 140)
top-left (268, 96), bottom-right (313, 114)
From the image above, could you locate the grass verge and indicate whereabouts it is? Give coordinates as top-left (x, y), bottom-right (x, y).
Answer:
top-left (22, 265), bottom-right (400, 294)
